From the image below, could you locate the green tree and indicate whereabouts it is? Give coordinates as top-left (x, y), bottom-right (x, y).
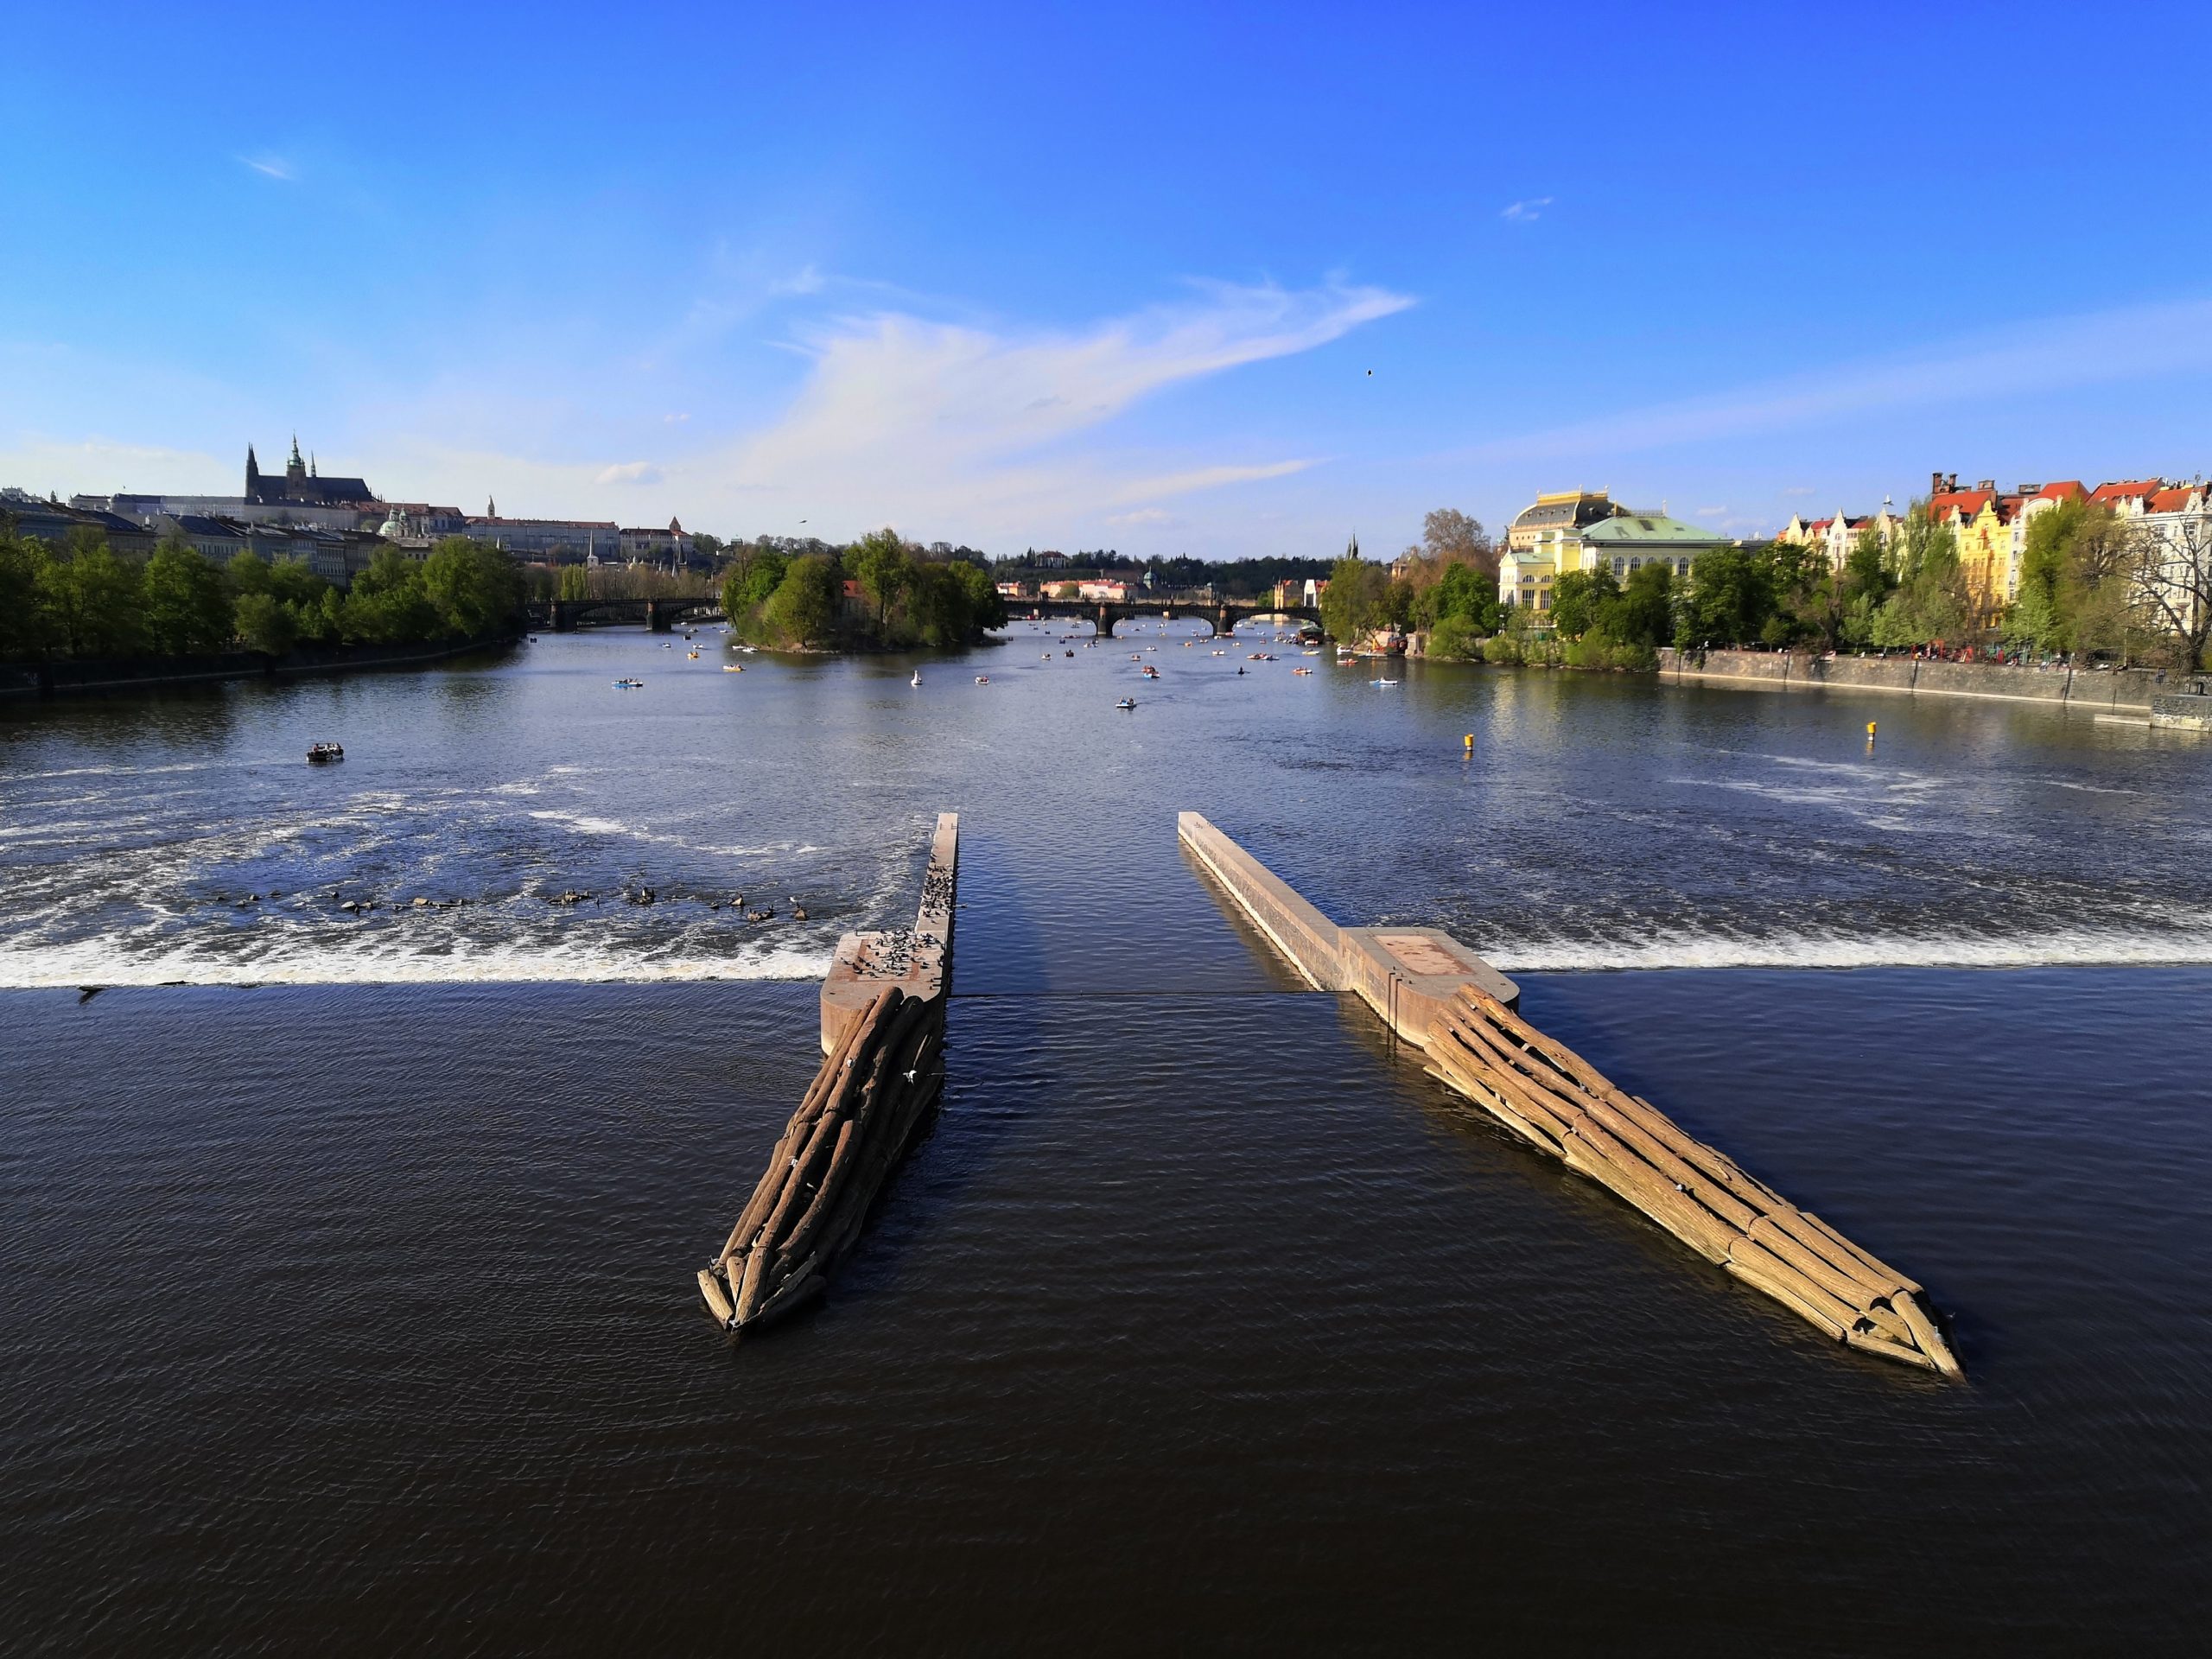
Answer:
top-left (556, 563), bottom-right (591, 601)
top-left (234, 591), bottom-right (298, 655)
top-left (340, 547), bottom-right (439, 644)
top-left (1548, 567), bottom-right (1617, 638)
top-left (1611, 562), bottom-right (1674, 648)
top-left (848, 527), bottom-right (912, 639)
top-left (421, 537), bottom-right (521, 638)
top-left (140, 539), bottom-right (235, 655)
top-left (1317, 556), bottom-right (1389, 643)
top-left (1684, 543), bottom-right (1776, 647)
top-left (2062, 511), bottom-right (2143, 664)
top-left (2018, 497), bottom-right (2088, 648)
top-left (226, 548), bottom-right (274, 598)
top-left (0, 525), bottom-right (63, 658)
top-left (760, 554), bottom-right (842, 646)
top-left (1427, 613), bottom-right (1483, 659)
top-left (50, 531), bottom-right (145, 658)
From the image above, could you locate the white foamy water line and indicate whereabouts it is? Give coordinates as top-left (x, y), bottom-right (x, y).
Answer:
top-left (0, 937), bottom-right (833, 989)
top-left (1487, 926), bottom-right (2212, 973)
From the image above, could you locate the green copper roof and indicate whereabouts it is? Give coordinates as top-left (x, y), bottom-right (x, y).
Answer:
top-left (1579, 512), bottom-right (1731, 545)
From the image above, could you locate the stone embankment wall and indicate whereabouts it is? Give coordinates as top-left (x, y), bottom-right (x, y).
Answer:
top-left (0, 636), bottom-right (519, 700)
top-left (1658, 647), bottom-right (2161, 712)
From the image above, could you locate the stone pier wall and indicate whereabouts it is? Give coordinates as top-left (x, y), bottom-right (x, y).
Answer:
top-left (819, 812), bottom-right (959, 1053)
top-left (1178, 811), bottom-right (1520, 1041)
top-left (1658, 648), bottom-right (2162, 711)
top-left (0, 635), bottom-right (520, 700)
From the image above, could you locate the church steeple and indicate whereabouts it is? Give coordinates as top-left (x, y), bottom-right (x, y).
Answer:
top-left (486, 496), bottom-right (496, 518)
top-left (245, 444), bottom-right (261, 498)
top-left (284, 434), bottom-right (307, 490)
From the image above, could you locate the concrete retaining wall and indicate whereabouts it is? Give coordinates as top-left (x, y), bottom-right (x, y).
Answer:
top-left (1658, 647), bottom-right (2161, 711)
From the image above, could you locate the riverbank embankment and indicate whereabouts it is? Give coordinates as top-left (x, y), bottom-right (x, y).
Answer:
top-left (1658, 647), bottom-right (2163, 712)
top-left (0, 634), bottom-right (520, 701)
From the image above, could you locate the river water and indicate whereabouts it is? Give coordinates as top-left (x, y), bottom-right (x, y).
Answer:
top-left (3, 624), bottom-right (2209, 1653)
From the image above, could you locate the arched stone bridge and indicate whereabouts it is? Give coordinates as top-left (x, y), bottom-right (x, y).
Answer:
top-left (528, 596), bottom-right (724, 633)
top-left (1013, 594), bottom-right (1321, 639)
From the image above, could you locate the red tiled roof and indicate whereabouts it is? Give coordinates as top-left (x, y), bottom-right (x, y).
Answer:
top-left (1929, 489), bottom-right (1993, 518)
top-left (2034, 480), bottom-right (2086, 502)
top-left (2149, 486), bottom-right (2197, 513)
top-left (2089, 479), bottom-right (2162, 504)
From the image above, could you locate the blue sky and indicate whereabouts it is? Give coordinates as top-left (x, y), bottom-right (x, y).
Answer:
top-left (6, 1), bottom-right (2211, 556)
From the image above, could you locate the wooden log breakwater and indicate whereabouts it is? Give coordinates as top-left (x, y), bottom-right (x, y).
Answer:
top-left (1427, 986), bottom-right (1958, 1375)
top-left (1179, 811), bottom-right (1960, 1377)
top-left (697, 812), bottom-right (957, 1335)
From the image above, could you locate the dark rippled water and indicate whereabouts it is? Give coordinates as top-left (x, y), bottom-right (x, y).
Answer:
top-left (3, 626), bottom-right (2209, 1652)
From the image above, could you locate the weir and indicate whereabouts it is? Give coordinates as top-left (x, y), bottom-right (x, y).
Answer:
top-left (696, 812), bottom-right (957, 1335)
top-left (1178, 811), bottom-right (1961, 1376)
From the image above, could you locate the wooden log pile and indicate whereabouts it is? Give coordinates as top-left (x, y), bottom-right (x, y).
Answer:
top-left (1426, 986), bottom-right (1961, 1376)
top-left (696, 984), bottom-right (946, 1334)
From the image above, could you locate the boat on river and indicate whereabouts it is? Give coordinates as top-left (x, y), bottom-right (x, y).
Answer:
top-left (1116, 696), bottom-right (1137, 710)
top-left (306, 741), bottom-right (345, 763)
top-left (613, 678), bottom-right (644, 690)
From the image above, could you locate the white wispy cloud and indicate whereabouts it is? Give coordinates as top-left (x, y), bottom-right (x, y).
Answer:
top-left (1467, 294), bottom-right (2212, 463)
top-left (1694, 505), bottom-right (1728, 518)
top-left (239, 155), bottom-right (296, 181)
top-left (1106, 507), bottom-right (1176, 527)
top-left (707, 277), bottom-right (1410, 535)
top-left (594, 461), bottom-right (662, 486)
top-left (1780, 484), bottom-right (1817, 497)
top-left (1501, 197), bottom-right (1554, 222)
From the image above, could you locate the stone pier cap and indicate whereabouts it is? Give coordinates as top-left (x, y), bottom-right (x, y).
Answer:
top-left (1177, 810), bottom-right (1519, 1042)
top-left (820, 811), bottom-right (957, 1053)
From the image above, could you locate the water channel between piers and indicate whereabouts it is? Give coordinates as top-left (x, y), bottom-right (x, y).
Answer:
top-left (3, 624), bottom-right (2209, 1652)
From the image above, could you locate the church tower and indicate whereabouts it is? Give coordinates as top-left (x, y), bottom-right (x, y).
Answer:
top-left (245, 444), bottom-right (262, 499)
top-left (285, 435), bottom-right (308, 490)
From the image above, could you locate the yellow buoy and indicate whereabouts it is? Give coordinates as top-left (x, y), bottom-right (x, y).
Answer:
top-left (1463, 734), bottom-right (1474, 752)
top-left (1866, 721), bottom-right (1877, 738)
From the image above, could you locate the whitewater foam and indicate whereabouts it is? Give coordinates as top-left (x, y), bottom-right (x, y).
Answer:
top-left (1484, 926), bottom-right (2212, 973)
top-left (0, 935), bottom-right (834, 989)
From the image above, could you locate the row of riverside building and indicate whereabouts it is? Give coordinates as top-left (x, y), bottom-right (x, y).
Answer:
top-left (1497, 473), bottom-right (2210, 628)
top-left (3, 436), bottom-right (703, 587)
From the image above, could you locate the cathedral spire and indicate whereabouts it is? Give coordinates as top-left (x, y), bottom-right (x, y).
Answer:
top-left (486, 496), bottom-right (496, 518)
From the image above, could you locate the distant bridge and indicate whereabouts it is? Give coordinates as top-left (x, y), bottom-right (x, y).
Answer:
top-left (1011, 593), bottom-right (1321, 639)
top-left (527, 596), bottom-right (723, 633)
